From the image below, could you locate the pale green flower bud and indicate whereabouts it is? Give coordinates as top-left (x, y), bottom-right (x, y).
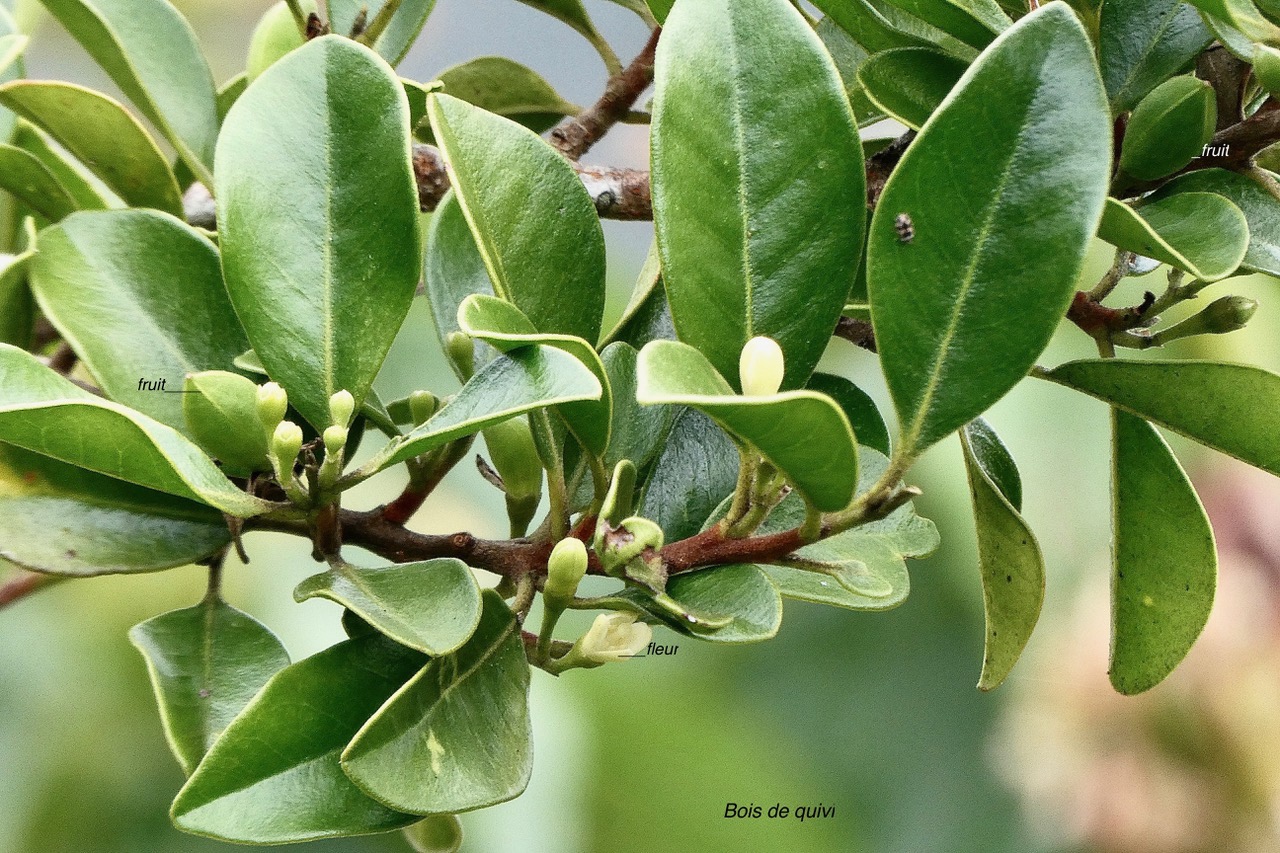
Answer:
top-left (576, 612), bottom-right (651, 664)
top-left (409, 390), bottom-right (438, 426)
top-left (544, 538), bottom-right (588, 610)
top-left (328, 389), bottom-right (355, 428)
top-left (738, 336), bottom-right (785, 396)
top-left (445, 332), bottom-right (475, 379)
top-left (271, 420), bottom-right (304, 471)
top-left (322, 424), bottom-right (348, 456)
top-left (256, 381), bottom-right (288, 430)
top-left (1199, 295), bottom-right (1258, 334)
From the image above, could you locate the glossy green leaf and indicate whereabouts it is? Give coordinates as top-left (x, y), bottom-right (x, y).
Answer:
top-left (878, 0), bottom-right (1010, 47)
top-left (815, 17), bottom-right (887, 126)
top-left (0, 144), bottom-right (78, 221)
top-left (814, 0), bottom-right (937, 52)
top-left (1097, 194), bottom-right (1247, 282)
top-left (753, 448), bottom-right (938, 611)
top-left (0, 81), bottom-right (182, 213)
top-left (404, 816), bottom-right (463, 853)
top-left (10, 120), bottom-right (111, 211)
top-left (961, 417), bottom-right (1021, 509)
top-left (328, 0), bottom-right (437, 65)
top-left (1045, 359), bottom-right (1280, 475)
top-left (360, 346), bottom-right (602, 474)
top-left (341, 591), bottom-right (531, 814)
top-left (601, 243), bottom-right (676, 350)
top-left (458, 294), bottom-right (611, 455)
top-left (1099, 0), bottom-right (1213, 113)
top-left (0, 233), bottom-right (35, 347)
top-left (31, 210), bottom-right (249, 430)
top-left (653, 0), bottom-right (865, 389)
top-left (183, 371), bottom-right (270, 475)
top-left (37, 0), bottom-right (218, 184)
top-left (217, 36), bottom-right (420, 430)
top-left (0, 443), bottom-right (229, 575)
top-left (960, 423), bottom-right (1042, 690)
top-left (1118, 76), bottom-right (1215, 180)
top-left (428, 92), bottom-right (606, 343)
top-left (171, 633), bottom-right (422, 843)
top-left (131, 598), bottom-right (290, 774)
top-left (807, 372), bottom-right (890, 458)
top-left (424, 192), bottom-right (494, 379)
top-left (0, 344), bottom-right (273, 517)
top-left (1109, 409), bottom-right (1216, 694)
top-left (639, 408), bottom-right (740, 542)
top-left (637, 340), bottom-right (858, 512)
top-left (602, 341), bottom-right (672, 471)
top-left (857, 46), bottom-right (966, 129)
top-left (646, 0), bottom-right (673, 22)
top-left (434, 56), bottom-right (577, 134)
top-left (626, 563), bottom-right (782, 643)
top-left (868, 4), bottom-right (1110, 459)
top-left (1152, 168), bottom-right (1280, 277)
top-left (295, 559), bottom-right (482, 656)
top-left (516, 0), bottom-right (606, 45)
top-left (1185, 0), bottom-right (1280, 45)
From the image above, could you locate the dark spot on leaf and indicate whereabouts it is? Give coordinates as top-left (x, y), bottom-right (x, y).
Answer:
top-left (65, 549), bottom-right (77, 559)
top-left (1006, 575), bottom-right (1012, 583)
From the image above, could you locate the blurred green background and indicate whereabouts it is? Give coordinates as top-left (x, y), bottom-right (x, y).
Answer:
top-left (5, 2), bottom-right (1280, 851)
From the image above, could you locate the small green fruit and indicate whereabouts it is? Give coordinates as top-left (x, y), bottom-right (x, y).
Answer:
top-left (246, 1), bottom-right (315, 82)
top-left (1120, 76), bottom-right (1216, 181)
top-left (183, 371), bottom-right (271, 475)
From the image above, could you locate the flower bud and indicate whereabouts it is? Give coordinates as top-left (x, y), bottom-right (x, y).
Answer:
top-left (328, 389), bottom-right (355, 429)
top-left (271, 420), bottom-right (304, 471)
top-left (738, 336), bottom-right (785, 397)
top-left (1199, 295), bottom-right (1258, 333)
top-left (445, 332), bottom-right (475, 379)
top-left (246, 0), bottom-right (313, 81)
top-left (544, 538), bottom-right (588, 609)
top-left (322, 424), bottom-right (348, 456)
top-left (484, 418), bottom-right (542, 501)
top-left (409, 390), bottom-right (438, 426)
top-left (256, 381), bottom-right (288, 430)
top-left (576, 612), bottom-right (652, 664)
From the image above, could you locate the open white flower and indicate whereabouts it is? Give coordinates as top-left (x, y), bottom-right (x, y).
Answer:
top-left (578, 612), bottom-right (652, 664)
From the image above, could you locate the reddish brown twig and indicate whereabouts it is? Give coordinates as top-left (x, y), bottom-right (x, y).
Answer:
top-left (550, 27), bottom-right (661, 160)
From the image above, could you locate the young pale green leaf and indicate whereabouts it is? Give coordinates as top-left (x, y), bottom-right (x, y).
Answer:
top-left (0, 81), bottom-right (182, 213)
top-left (424, 192), bottom-right (495, 379)
top-left (11, 121), bottom-right (111, 211)
top-left (602, 341), bottom-right (673, 472)
top-left (1099, 0), bottom-right (1213, 113)
top-left (328, 0), bottom-right (437, 65)
top-left (960, 423), bottom-right (1043, 690)
top-left (362, 346), bottom-right (602, 474)
top-left (36, 0), bottom-right (218, 184)
top-left (807, 373), bottom-right (890, 458)
top-left (433, 56), bottom-right (578, 135)
top-left (857, 47), bottom-right (967, 130)
top-left (961, 417), bottom-right (1021, 509)
top-left (814, 0), bottom-right (937, 52)
top-left (0, 443), bottom-right (229, 575)
top-left (752, 448), bottom-right (938, 611)
top-left (217, 36), bottom-right (420, 430)
top-left (0, 33), bottom-right (26, 81)
top-left (295, 559), bottom-right (482, 656)
top-left (1118, 76), bottom-right (1216, 180)
top-left (0, 144), bottom-right (78, 221)
top-left (404, 816), bottom-right (464, 853)
top-left (31, 210), bottom-right (248, 431)
top-left (868, 4), bottom-right (1110, 460)
top-left (636, 340), bottom-right (859, 512)
top-left (130, 598), bottom-right (290, 775)
top-left (171, 634), bottom-right (422, 843)
top-left (1152, 168), bottom-right (1280, 277)
top-left (1045, 359), bottom-right (1280, 475)
top-left (1110, 409), bottom-right (1216, 695)
top-left (341, 591), bottom-right (532, 814)
top-left (639, 408), bottom-right (740, 542)
top-left (183, 371), bottom-right (270, 475)
top-left (878, 0), bottom-right (1010, 48)
top-left (0, 345), bottom-right (273, 517)
top-left (1096, 194), bottom-right (1248, 282)
top-left (626, 563), bottom-right (782, 643)
top-left (653, 0), bottom-right (866, 389)
top-left (458, 294), bottom-right (612, 455)
top-left (428, 93), bottom-right (606, 344)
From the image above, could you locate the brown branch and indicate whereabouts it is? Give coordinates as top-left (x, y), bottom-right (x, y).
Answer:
top-left (834, 316), bottom-right (877, 352)
top-left (0, 571), bottom-right (61, 610)
top-left (550, 26), bottom-right (661, 160)
top-left (866, 130), bottom-right (916, 210)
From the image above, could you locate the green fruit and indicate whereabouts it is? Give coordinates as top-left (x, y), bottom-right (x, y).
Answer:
top-left (183, 370), bottom-right (271, 474)
top-left (1120, 76), bottom-right (1216, 181)
top-left (1253, 44), bottom-right (1280, 96)
top-left (246, 1), bottom-right (314, 82)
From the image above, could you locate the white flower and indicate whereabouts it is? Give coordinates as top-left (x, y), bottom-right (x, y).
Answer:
top-left (578, 612), bottom-right (651, 664)
top-left (738, 336), bottom-right (785, 397)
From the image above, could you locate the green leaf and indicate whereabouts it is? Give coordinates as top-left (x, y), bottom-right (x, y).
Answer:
top-left (878, 0), bottom-right (1010, 48)
top-left (602, 341), bottom-right (672, 471)
top-left (637, 340), bottom-right (859, 512)
top-left (0, 143), bottom-right (78, 221)
top-left (815, 17), bottom-right (888, 127)
top-left (171, 633), bottom-right (422, 843)
top-left (0, 344), bottom-right (273, 517)
top-left (361, 346), bottom-right (602, 474)
top-left (0, 81), bottom-right (182, 214)
top-left (217, 36), bottom-right (420, 430)
top-left (130, 598), bottom-right (290, 775)
top-left (31, 210), bottom-right (249, 431)
top-left (753, 448), bottom-right (938, 611)
top-left (639, 408), bottom-right (740, 542)
top-left (0, 228), bottom-right (35, 347)
top-left (424, 192), bottom-right (494, 379)
top-left (960, 417), bottom-right (1021, 509)
top-left (857, 46), bottom-right (967, 130)
top-left (1099, 0), bottom-right (1213, 113)
top-left (182, 371), bottom-right (271, 475)
top-left (458, 294), bottom-right (612, 456)
top-left (806, 372), bottom-right (890, 458)
top-left (1098, 194), bottom-right (1247, 282)
top-left (960, 423), bottom-right (1043, 690)
top-left (295, 559), bottom-right (482, 656)
top-left (516, 0), bottom-right (606, 44)
top-left (10, 120), bottom-right (111, 211)
top-left (427, 92), bottom-right (606, 344)
top-left (626, 563), bottom-right (782, 643)
top-left (0, 11), bottom-right (24, 144)
top-left (1118, 75), bottom-right (1216, 180)
top-left (814, 0), bottom-right (938, 52)
top-left (1044, 359), bottom-right (1280, 476)
top-left (433, 56), bottom-right (578, 135)
top-left (0, 443), bottom-right (229, 575)
top-left (341, 591), bottom-right (532, 814)
top-left (1109, 409), bottom-right (1216, 694)
top-left (653, 0), bottom-right (865, 389)
top-left (328, 0), bottom-right (437, 66)
top-left (1185, 0), bottom-right (1280, 45)
top-left (404, 816), bottom-right (463, 853)
top-left (600, 242), bottom-right (676, 350)
top-left (0, 32), bottom-right (26, 79)
top-left (246, 0), bottom-right (313, 82)
top-left (868, 4), bottom-right (1110, 459)
top-left (37, 0), bottom-right (218, 184)
top-left (1151, 168), bottom-right (1280, 277)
